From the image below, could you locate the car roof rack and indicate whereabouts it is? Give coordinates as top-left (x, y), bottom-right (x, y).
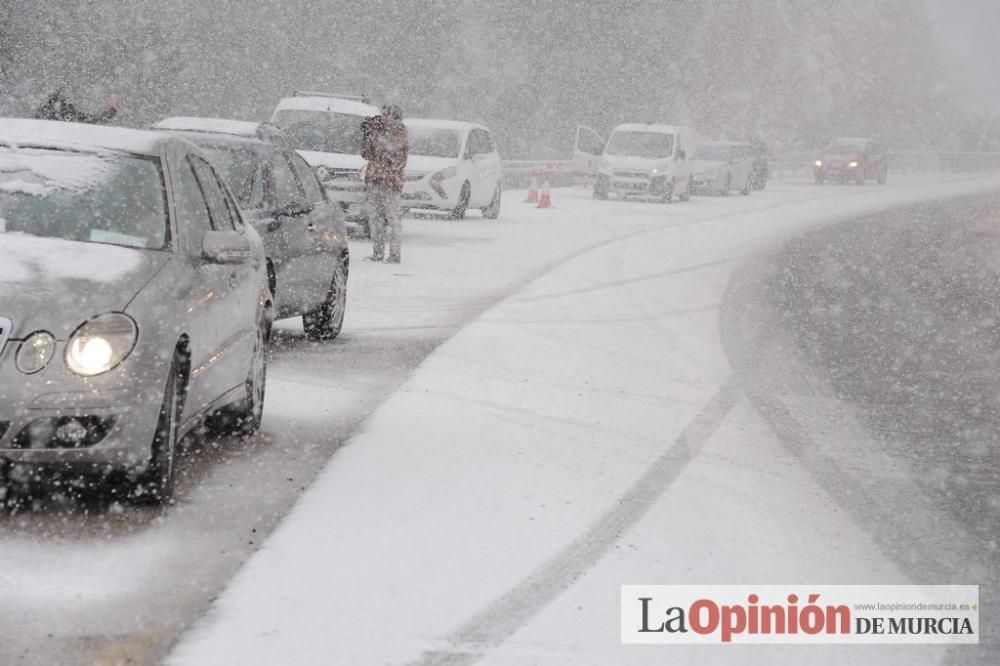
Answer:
top-left (293, 91), bottom-right (372, 105)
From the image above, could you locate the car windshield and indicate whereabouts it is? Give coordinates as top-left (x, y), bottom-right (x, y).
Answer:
top-left (408, 128), bottom-right (461, 158)
top-left (826, 140), bottom-right (868, 155)
top-left (0, 147), bottom-right (167, 249)
top-left (694, 145), bottom-right (731, 161)
top-left (272, 109), bottom-right (366, 154)
top-left (605, 131), bottom-right (674, 158)
top-left (199, 145), bottom-right (260, 206)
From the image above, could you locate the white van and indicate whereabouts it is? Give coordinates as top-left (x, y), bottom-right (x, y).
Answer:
top-left (271, 92), bottom-right (379, 230)
top-left (576, 123), bottom-right (700, 203)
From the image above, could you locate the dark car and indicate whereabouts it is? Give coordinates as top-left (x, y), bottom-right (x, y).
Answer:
top-left (153, 119), bottom-right (350, 340)
top-left (0, 119), bottom-right (272, 503)
top-left (813, 137), bottom-right (888, 185)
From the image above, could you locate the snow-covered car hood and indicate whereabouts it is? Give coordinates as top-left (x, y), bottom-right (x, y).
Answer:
top-left (296, 150), bottom-right (366, 171)
top-left (404, 155), bottom-right (456, 175)
top-left (0, 233), bottom-right (169, 339)
top-left (691, 159), bottom-right (726, 174)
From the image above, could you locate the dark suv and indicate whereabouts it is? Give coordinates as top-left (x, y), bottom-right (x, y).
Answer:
top-left (813, 138), bottom-right (887, 185)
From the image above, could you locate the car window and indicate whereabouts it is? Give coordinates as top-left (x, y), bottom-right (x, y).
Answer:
top-left (287, 151), bottom-right (325, 203)
top-left (0, 147), bottom-right (169, 250)
top-left (479, 130), bottom-right (495, 154)
top-left (270, 153), bottom-right (303, 207)
top-left (175, 158), bottom-right (215, 254)
top-left (190, 157), bottom-right (238, 231)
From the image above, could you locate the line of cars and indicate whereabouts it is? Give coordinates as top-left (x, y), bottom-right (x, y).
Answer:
top-left (575, 123), bottom-right (888, 201)
top-left (0, 91), bottom-right (505, 505)
top-left (574, 123), bottom-right (769, 203)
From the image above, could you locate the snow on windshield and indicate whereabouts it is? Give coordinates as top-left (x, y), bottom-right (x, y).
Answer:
top-left (407, 128), bottom-right (461, 158)
top-left (605, 131), bottom-right (674, 159)
top-left (272, 110), bottom-right (365, 155)
top-left (0, 230), bottom-right (145, 283)
top-left (0, 147), bottom-right (167, 250)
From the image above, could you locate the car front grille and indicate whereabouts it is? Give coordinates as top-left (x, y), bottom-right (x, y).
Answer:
top-left (404, 171), bottom-right (428, 181)
top-left (614, 169), bottom-right (649, 178)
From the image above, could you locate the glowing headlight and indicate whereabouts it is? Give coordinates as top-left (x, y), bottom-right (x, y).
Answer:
top-left (650, 168), bottom-right (659, 176)
top-left (848, 161), bottom-right (859, 168)
top-left (16, 331), bottom-right (56, 374)
top-left (65, 313), bottom-right (137, 376)
top-left (814, 160), bottom-right (823, 167)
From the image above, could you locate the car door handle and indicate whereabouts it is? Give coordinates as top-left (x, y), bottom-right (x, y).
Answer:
top-left (228, 271), bottom-right (239, 288)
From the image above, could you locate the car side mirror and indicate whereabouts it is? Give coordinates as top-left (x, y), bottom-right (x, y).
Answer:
top-left (202, 230), bottom-right (253, 264)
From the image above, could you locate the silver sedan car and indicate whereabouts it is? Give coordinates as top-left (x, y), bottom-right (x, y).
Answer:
top-left (0, 119), bottom-right (272, 503)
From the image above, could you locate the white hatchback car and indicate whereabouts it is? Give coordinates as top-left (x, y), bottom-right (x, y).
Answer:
top-left (401, 119), bottom-right (502, 219)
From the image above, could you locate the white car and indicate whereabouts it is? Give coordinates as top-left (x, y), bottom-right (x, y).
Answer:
top-left (580, 123), bottom-right (700, 203)
top-left (690, 141), bottom-right (755, 196)
top-left (401, 119), bottom-right (502, 219)
top-left (270, 92), bottom-right (378, 230)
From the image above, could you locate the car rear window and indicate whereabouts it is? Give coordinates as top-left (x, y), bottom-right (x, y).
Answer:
top-left (272, 109), bottom-right (366, 155)
top-left (409, 128), bottom-right (461, 158)
top-left (0, 146), bottom-right (168, 250)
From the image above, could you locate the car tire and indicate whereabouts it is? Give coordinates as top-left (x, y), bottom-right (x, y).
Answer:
top-left (451, 183), bottom-right (470, 219)
top-left (303, 260), bottom-right (348, 341)
top-left (232, 317), bottom-right (269, 436)
top-left (129, 354), bottom-right (185, 505)
top-left (482, 185), bottom-right (501, 219)
top-left (721, 174), bottom-right (732, 196)
top-left (678, 177), bottom-right (691, 202)
top-left (741, 175), bottom-right (751, 195)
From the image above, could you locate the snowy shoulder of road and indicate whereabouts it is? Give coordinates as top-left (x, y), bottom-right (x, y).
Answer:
top-left (169, 174), bottom-right (1000, 666)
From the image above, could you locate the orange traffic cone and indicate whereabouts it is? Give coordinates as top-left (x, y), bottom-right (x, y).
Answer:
top-left (537, 169), bottom-right (552, 208)
top-left (526, 168), bottom-right (539, 203)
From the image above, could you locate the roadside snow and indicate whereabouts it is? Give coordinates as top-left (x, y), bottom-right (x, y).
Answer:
top-left (169, 173), bottom-right (1000, 666)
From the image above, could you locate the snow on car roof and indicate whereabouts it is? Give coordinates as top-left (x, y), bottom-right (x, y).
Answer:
top-left (0, 118), bottom-right (165, 156)
top-left (274, 95), bottom-right (378, 117)
top-left (405, 118), bottom-right (483, 132)
top-left (613, 123), bottom-right (683, 134)
top-left (153, 116), bottom-right (262, 137)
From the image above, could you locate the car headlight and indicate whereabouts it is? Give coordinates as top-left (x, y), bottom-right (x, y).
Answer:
top-left (65, 313), bottom-right (138, 377)
top-left (814, 160), bottom-right (823, 167)
top-left (848, 161), bottom-right (859, 168)
top-left (16, 331), bottom-right (56, 374)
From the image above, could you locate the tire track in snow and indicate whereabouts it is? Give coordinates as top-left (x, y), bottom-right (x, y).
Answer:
top-left (412, 377), bottom-right (742, 666)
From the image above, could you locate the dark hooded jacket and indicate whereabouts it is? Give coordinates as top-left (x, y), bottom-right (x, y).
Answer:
top-left (35, 91), bottom-right (117, 124)
top-left (361, 114), bottom-right (408, 192)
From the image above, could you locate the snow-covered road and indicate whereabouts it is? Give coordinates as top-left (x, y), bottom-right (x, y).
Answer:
top-left (4, 174), bottom-right (1000, 666)
top-left (166, 174), bottom-right (1000, 666)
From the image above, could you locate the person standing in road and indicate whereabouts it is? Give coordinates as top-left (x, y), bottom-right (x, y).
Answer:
top-left (361, 104), bottom-right (408, 263)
